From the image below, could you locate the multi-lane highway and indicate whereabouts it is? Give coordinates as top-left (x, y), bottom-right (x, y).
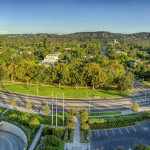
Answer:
top-left (0, 80), bottom-right (149, 112)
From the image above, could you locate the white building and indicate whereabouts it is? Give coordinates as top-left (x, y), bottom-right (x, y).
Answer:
top-left (38, 53), bottom-right (59, 66)
top-left (19, 51), bottom-right (32, 55)
top-left (44, 54), bottom-right (59, 63)
top-left (114, 39), bottom-right (119, 44)
top-left (115, 49), bottom-right (127, 55)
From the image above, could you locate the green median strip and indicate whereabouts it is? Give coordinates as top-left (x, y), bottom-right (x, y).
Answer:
top-left (88, 111), bottom-right (121, 116)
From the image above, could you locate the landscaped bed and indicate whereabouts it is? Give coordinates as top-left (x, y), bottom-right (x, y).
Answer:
top-left (0, 107), bottom-right (7, 115)
top-left (89, 112), bottom-right (150, 130)
top-left (36, 126), bottom-right (66, 150)
top-left (88, 111), bottom-right (121, 116)
top-left (4, 109), bottom-right (64, 126)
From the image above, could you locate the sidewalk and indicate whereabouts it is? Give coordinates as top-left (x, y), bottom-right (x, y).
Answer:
top-left (29, 124), bottom-right (45, 150)
top-left (65, 116), bottom-right (90, 150)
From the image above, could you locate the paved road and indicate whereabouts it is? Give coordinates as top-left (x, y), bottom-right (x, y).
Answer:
top-left (90, 121), bottom-right (150, 150)
top-left (0, 90), bottom-right (132, 112)
top-left (0, 81), bottom-right (150, 112)
top-left (0, 131), bottom-right (25, 150)
top-left (102, 45), bottom-right (108, 57)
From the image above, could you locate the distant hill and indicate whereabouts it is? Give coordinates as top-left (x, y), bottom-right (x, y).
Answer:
top-left (0, 31), bottom-right (150, 40)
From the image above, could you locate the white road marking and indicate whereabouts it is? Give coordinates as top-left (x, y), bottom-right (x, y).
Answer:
top-left (125, 127), bottom-right (130, 133)
top-left (104, 129), bottom-right (108, 136)
top-left (132, 126), bottom-right (136, 132)
top-left (97, 131), bottom-right (100, 137)
top-left (112, 129), bottom-right (115, 135)
top-left (119, 128), bottom-right (123, 134)
top-left (0, 136), bottom-right (13, 150)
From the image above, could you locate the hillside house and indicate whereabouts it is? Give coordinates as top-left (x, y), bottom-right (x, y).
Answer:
top-left (19, 51), bottom-right (32, 55)
top-left (129, 59), bottom-right (142, 67)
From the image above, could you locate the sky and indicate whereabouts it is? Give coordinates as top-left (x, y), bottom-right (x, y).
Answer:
top-left (0, 0), bottom-right (150, 34)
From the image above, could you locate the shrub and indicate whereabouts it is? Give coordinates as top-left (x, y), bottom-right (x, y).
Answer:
top-left (52, 127), bottom-right (64, 138)
top-left (42, 146), bottom-right (55, 150)
top-left (80, 123), bottom-right (89, 131)
top-left (9, 114), bottom-right (19, 121)
top-left (43, 126), bottom-right (52, 135)
top-left (65, 122), bottom-right (75, 130)
top-left (45, 135), bottom-right (63, 148)
top-left (80, 114), bottom-right (88, 124)
top-left (80, 109), bottom-right (88, 124)
top-left (79, 109), bottom-right (88, 116)
top-left (20, 115), bottom-right (29, 126)
top-left (132, 101), bottom-right (139, 112)
top-left (134, 142), bottom-right (147, 150)
top-left (66, 115), bottom-right (75, 123)
top-left (68, 108), bottom-right (76, 115)
top-left (29, 117), bottom-right (40, 129)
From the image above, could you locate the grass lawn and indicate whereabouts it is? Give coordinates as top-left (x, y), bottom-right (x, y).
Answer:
top-left (4, 109), bottom-right (64, 126)
top-left (2, 83), bottom-right (121, 98)
top-left (88, 111), bottom-right (121, 116)
top-left (0, 107), bottom-right (7, 115)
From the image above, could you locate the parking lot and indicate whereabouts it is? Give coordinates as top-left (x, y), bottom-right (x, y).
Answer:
top-left (90, 121), bottom-right (150, 150)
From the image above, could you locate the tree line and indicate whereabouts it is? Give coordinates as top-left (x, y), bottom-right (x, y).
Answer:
top-left (0, 59), bottom-right (134, 92)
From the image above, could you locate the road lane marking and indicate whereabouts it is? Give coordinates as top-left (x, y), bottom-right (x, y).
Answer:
top-left (125, 127), bottom-right (130, 133)
top-left (97, 131), bottom-right (100, 137)
top-left (132, 126), bottom-right (136, 132)
top-left (112, 129), bottom-right (115, 135)
top-left (0, 136), bottom-right (13, 150)
top-left (104, 130), bottom-right (108, 136)
top-left (119, 128), bottom-right (123, 134)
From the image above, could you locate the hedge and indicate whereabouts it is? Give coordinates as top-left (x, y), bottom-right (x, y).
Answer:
top-left (89, 112), bottom-right (150, 130)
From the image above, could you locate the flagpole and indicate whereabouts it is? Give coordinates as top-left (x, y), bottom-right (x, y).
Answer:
top-left (56, 96), bottom-right (57, 127)
top-left (63, 93), bottom-right (64, 127)
top-left (52, 92), bottom-right (53, 126)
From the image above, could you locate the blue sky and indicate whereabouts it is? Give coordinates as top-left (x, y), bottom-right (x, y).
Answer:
top-left (0, 0), bottom-right (150, 34)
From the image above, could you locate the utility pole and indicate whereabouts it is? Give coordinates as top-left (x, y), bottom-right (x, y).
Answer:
top-left (63, 93), bottom-right (64, 127)
top-left (56, 95), bottom-right (57, 127)
top-left (52, 92), bottom-right (53, 126)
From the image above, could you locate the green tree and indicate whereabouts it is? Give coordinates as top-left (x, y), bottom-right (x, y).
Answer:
top-left (26, 101), bottom-right (32, 111)
top-left (43, 126), bottom-right (52, 135)
top-left (29, 118), bottom-right (40, 129)
top-left (66, 115), bottom-right (75, 123)
top-left (132, 101), bottom-right (139, 112)
top-left (9, 98), bottom-right (16, 107)
top-left (52, 127), bottom-right (64, 138)
top-left (20, 115), bottom-right (29, 126)
top-left (42, 104), bottom-right (51, 115)
top-left (65, 122), bottom-right (75, 130)
top-left (80, 123), bottom-right (89, 130)
top-left (68, 108), bottom-right (76, 115)
top-left (42, 146), bottom-right (55, 150)
top-left (134, 142), bottom-right (147, 150)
